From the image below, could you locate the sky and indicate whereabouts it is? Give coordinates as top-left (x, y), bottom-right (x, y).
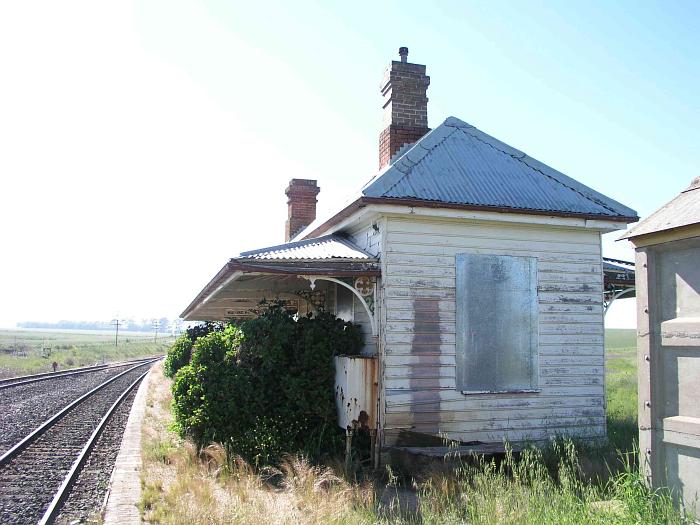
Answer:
top-left (0, 1), bottom-right (698, 328)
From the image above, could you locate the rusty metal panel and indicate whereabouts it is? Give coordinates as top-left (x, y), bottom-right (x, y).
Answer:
top-left (455, 253), bottom-right (539, 392)
top-left (334, 355), bottom-right (378, 430)
top-left (362, 116), bottom-right (637, 220)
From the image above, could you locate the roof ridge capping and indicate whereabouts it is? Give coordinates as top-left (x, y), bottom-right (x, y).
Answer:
top-left (366, 115), bottom-right (638, 220)
top-left (363, 117), bottom-right (465, 196)
top-left (455, 120), bottom-right (638, 219)
top-left (395, 117), bottom-right (474, 170)
top-left (619, 175), bottom-right (700, 240)
top-left (683, 176), bottom-right (700, 192)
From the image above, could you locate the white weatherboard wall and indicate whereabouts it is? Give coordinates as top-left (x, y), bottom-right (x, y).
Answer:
top-left (342, 221), bottom-right (383, 355)
top-left (380, 215), bottom-right (606, 445)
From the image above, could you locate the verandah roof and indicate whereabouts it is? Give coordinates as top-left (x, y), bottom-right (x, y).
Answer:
top-left (180, 235), bottom-right (380, 321)
top-left (181, 232), bottom-right (634, 321)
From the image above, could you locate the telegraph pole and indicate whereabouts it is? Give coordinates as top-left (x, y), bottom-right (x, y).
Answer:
top-left (152, 319), bottom-right (159, 343)
top-left (111, 318), bottom-right (123, 346)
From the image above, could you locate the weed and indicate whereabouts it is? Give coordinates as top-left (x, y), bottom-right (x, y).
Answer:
top-left (138, 331), bottom-right (693, 524)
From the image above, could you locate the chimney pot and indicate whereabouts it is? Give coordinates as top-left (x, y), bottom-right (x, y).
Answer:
top-left (285, 179), bottom-right (320, 242)
top-left (399, 46), bottom-right (408, 62)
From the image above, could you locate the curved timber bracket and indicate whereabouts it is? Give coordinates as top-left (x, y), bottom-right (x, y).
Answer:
top-left (604, 287), bottom-right (636, 317)
top-left (300, 275), bottom-right (377, 336)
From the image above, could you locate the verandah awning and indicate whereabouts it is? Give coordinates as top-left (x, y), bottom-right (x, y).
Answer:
top-left (181, 236), bottom-right (632, 321)
top-left (180, 235), bottom-right (380, 322)
top-left (602, 257), bottom-right (635, 315)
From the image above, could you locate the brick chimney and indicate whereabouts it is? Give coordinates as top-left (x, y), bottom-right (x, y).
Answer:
top-left (379, 47), bottom-right (430, 169)
top-left (285, 179), bottom-right (320, 241)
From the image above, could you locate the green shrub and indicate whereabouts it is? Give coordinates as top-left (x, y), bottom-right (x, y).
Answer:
top-left (163, 335), bottom-right (191, 378)
top-left (163, 321), bottom-right (224, 378)
top-left (171, 304), bottom-right (363, 465)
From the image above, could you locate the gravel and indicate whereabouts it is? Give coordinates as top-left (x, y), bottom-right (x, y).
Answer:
top-left (0, 363), bottom-right (145, 456)
top-left (53, 384), bottom-right (140, 524)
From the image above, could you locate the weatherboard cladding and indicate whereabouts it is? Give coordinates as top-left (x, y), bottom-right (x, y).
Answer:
top-left (362, 117), bottom-right (637, 219)
top-left (238, 234), bottom-right (374, 261)
top-left (380, 215), bottom-right (608, 445)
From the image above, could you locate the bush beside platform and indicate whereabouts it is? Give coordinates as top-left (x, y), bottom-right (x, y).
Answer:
top-left (166, 304), bottom-right (363, 465)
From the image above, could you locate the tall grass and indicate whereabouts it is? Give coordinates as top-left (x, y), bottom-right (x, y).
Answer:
top-left (605, 328), bottom-right (638, 454)
top-left (142, 445), bottom-right (376, 525)
top-left (142, 364), bottom-right (375, 524)
top-left (141, 437), bottom-right (689, 524)
top-left (414, 441), bottom-right (688, 524)
top-left (140, 362), bottom-right (692, 524)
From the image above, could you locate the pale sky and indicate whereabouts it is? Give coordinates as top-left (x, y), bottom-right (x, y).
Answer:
top-left (1, 1), bottom-right (698, 328)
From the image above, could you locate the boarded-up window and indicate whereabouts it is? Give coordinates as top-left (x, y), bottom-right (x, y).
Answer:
top-left (456, 253), bottom-right (539, 392)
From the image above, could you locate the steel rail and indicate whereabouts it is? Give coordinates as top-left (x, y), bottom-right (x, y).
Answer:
top-left (0, 355), bottom-right (162, 390)
top-left (0, 358), bottom-right (158, 467)
top-left (37, 369), bottom-right (149, 525)
top-left (0, 364), bottom-right (110, 386)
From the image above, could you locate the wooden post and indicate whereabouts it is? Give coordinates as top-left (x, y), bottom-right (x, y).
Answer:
top-left (345, 428), bottom-right (353, 473)
top-left (370, 429), bottom-right (377, 470)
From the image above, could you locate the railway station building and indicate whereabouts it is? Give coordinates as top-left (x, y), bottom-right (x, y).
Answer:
top-left (181, 48), bottom-right (638, 463)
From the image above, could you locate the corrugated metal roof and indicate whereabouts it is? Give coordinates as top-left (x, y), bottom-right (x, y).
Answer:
top-left (362, 117), bottom-right (638, 219)
top-left (619, 177), bottom-right (700, 239)
top-left (239, 234), bottom-right (373, 261)
top-left (603, 257), bottom-right (635, 284)
top-left (603, 257), bottom-right (635, 273)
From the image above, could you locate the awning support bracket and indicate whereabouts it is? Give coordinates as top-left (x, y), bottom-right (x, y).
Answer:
top-left (604, 287), bottom-right (636, 317)
top-left (300, 276), bottom-right (377, 336)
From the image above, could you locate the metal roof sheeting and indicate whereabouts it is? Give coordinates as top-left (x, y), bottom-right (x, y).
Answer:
top-left (239, 234), bottom-right (373, 261)
top-left (620, 177), bottom-right (700, 239)
top-left (362, 117), bottom-right (638, 220)
top-left (603, 257), bottom-right (635, 284)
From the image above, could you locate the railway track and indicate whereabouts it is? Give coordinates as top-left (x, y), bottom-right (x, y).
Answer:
top-left (0, 358), bottom-right (159, 524)
top-left (0, 356), bottom-right (160, 390)
top-left (0, 358), bottom-right (162, 457)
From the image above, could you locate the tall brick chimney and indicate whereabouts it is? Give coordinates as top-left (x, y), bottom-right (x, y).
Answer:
top-left (285, 179), bottom-right (320, 241)
top-left (379, 47), bottom-right (430, 169)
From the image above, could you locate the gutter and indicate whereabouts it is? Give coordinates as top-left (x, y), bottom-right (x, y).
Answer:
top-left (302, 196), bottom-right (640, 240)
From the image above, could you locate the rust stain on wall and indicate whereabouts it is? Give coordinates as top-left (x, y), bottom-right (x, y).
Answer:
top-left (409, 298), bottom-right (444, 432)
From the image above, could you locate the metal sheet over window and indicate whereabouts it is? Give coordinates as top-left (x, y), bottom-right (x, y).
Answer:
top-left (456, 253), bottom-right (539, 392)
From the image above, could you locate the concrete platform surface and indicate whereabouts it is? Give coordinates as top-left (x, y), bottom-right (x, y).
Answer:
top-left (102, 370), bottom-right (151, 525)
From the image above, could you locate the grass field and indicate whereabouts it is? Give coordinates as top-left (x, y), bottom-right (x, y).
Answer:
top-left (0, 329), bottom-right (174, 378)
top-left (604, 328), bottom-right (638, 453)
top-left (138, 329), bottom-right (688, 525)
